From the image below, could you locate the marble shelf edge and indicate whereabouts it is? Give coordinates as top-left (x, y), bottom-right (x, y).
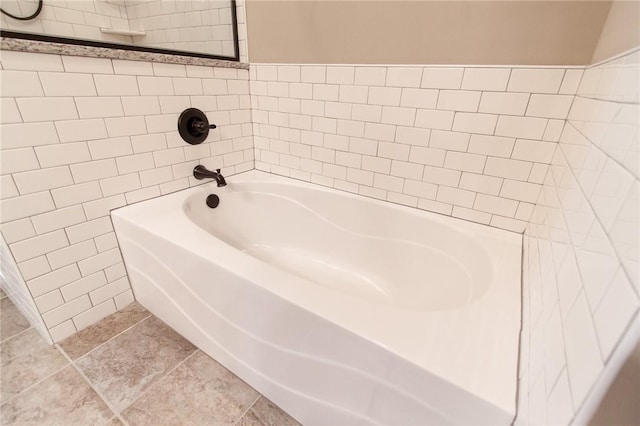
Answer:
top-left (0, 37), bottom-right (249, 69)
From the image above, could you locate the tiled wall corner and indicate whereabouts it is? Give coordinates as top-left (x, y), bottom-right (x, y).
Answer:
top-left (0, 50), bottom-right (253, 342)
top-left (249, 64), bottom-right (580, 233)
top-left (0, 234), bottom-right (53, 343)
top-left (518, 49), bottom-right (640, 425)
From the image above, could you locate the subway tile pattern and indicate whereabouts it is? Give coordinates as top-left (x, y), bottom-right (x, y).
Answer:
top-left (0, 51), bottom-right (253, 342)
top-left (518, 50), bottom-right (639, 425)
top-left (250, 64), bottom-right (579, 233)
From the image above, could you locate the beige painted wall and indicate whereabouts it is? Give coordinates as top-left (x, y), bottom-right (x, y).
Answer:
top-left (591, 0), bottom-right (640, 64)
top-left (246, 1), bottom-right (612, 65)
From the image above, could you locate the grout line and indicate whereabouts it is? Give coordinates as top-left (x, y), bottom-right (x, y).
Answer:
top-left (68, 312), bottom-right (152, 362)
top-left (118, 348), bottom-right (200, 413)
top-left (0, 324), bottom-right (35, 345)
top-left (232, 394), bottom-right (262, 425)
top-left (59, 347), bottom-right (128, 424)
top-left (0, 346), bottom-right (71, 407)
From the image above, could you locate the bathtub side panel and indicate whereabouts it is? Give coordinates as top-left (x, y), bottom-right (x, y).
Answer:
top-left (112, 213), bottom-right (513, 426)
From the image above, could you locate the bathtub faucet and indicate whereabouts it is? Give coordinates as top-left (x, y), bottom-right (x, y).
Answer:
top-left (193, 165), bottom-right (227, 187)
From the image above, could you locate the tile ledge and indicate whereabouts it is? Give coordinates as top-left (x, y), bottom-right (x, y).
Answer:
top-left (0, 37), bottom-right (249, 70)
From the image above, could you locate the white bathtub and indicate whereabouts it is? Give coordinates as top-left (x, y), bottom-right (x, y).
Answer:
top-left (112, 170), bottom-right (522, 425)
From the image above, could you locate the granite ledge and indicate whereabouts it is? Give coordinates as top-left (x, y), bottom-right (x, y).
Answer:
top-left (0, 37), bottom-right (249, 69)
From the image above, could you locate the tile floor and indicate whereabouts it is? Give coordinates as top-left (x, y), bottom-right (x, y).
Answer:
top-left (0, 289), bottom-right (299, 425)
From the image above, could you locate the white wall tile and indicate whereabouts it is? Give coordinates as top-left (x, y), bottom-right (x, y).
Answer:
top-left (326, 67), bottom-right (355, 85)
top-left (437, 90), bottom-right (480, 112)
top-left (1, 122), bottom-right (59, 149)
top-left (10, 230), bottom-right (68, 263)
top-left (495, 115), bottom-right (547, 140)
top-left (500, 179), bottom-right (541, 203)
top-left (526, 94), bottom-right (573, 119)
top-left (479, 92), bottom-right (529, 115)
top-left (368, 87), bottom-right (401, 106)
top-left (437, 186), bottom-right (476, 208)
top-left (137, 76), bottom-right (174, 95)
top-left (301, 66), bottom-right (325, 83)
top-left (31, 206), bottom-right (85, 235)
top-left (42, 294), bottom-right (92, 327)
top-left (0, 71), bottom-right (44, 97)
top-left (354, 67), bottom-right (386, 86)
top-left (461, 68), bottom-right (510, 91)
top-left (47, 239), bottom-right (97, 270)
top-left (452, 206), bottom-right (491, 224)
top-left (73, 298), bottom-right (116, 330)
top-left (99, 173), bottom-right (141, 197)
top-left (421, 68), bottom-right (463, 89)
top-left (484, 157), bottom-right (532, 181)
top-left (0, 98), bottom-right (22, 124)
top-left (467, 134), bottom-right (514, 158)
top-left (1, 148), bottom-right (40, 175)
top-left (16, 97), bottom-right (78, 122)
top-left (0, 191), bottom-right (55, 223)
top-left (399, 88), bottom-right (438, 109)
top-left (34, 289), bottom-right (64, 313)
top-left (452, 112), bottom-right (497, 135)
top-left (386, 67), bottom-right (422, 88)
top-left (62, 56), bottom-right (113, 74)
top-left (13, 166), bottom-right (74, 195)
top-left (563, 292), bottom-right (604, 408)
top-left (507, 69), bottom-right (565, 94)
top-left (0, 219), bottom-right (36, 244)
top-left (337, 86), bottom-right (366, 104)
top-left (511, 140), bottom-right (557, 164)
top-left (429, 130), bottom-right (469, 152)
top-left (39, 72), bottom-right (97, 96)
top-left (0, 51), bottom-right (63, 72)
top-left (51, 181), bottom-right (102, 208)
top-left (414, 109), bottom-right (454, 130)
top-left (56, 118), bottom-right (108, 142)
top-left (459, 173), bottom-right (502, 196)
top-left (559, 69), bottom-right (584, 95)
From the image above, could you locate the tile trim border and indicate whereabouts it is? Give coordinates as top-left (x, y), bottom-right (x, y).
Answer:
top-left (0, 37), bottom-right (250, 70)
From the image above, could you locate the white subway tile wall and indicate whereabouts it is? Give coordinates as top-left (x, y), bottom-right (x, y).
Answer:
top-left (518, 50), bottom-right (639, 425)
top-left (251, 64), bottom-right (583, 233)
top-left (0, 51), bottom-right (253, 342)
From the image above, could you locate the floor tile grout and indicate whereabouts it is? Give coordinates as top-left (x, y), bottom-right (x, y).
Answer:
top-left (118, 347), bottom-right (201, 418)
top-left (0, 348), bottom-right (71, 407)
top-left (59, 347), bottom-right (128, 425)
top-left (0, 324), bottom-right (34, 345)
top-left (66, 312), bottom-right (153, 362)
top-left (233, 393), bottom-right (262, 425)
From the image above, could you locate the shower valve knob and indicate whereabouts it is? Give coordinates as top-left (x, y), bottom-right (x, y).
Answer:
top-left (177, 108), bottom-right (216, 145)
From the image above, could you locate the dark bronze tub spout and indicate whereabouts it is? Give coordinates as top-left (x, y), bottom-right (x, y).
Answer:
top-left (193, 165), bottom-right (227, 187)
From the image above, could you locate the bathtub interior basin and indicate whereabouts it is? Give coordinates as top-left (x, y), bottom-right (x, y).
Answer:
top-left (183, 185), bottom-right (494, 311)
top-left (112, 170), bottom-right (522, 425)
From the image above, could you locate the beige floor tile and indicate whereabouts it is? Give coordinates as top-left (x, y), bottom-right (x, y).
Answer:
top-left (59, 301), bottom-right (150, 360)
top-left (0, 288), bottom-right (6, 299)
top-left (75, 316), bottom-right (196, 413)
top-left (237, 397), bottom-right (301, 426)
top-left (105, 417), bottom-right (125, 425)
top-left (0, 365), bottom-right (114, 425)
top-left (122, 350), bottom-right (259, 425)
top-left (0, 298), bottom-right (30, 342)
top-left (1, 328), bottom-right (69, 404)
